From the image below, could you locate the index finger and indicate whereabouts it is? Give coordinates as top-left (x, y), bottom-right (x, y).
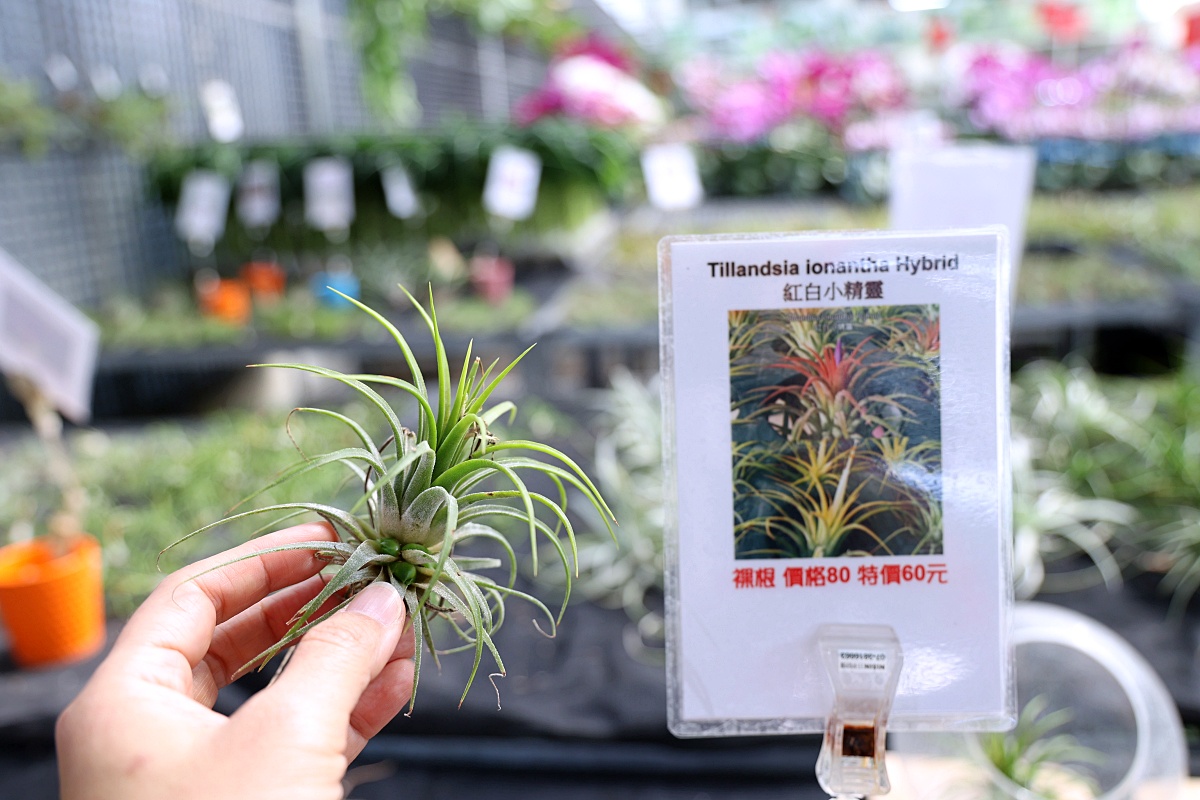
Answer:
top-left (101, 522), bottom-right (340, 691)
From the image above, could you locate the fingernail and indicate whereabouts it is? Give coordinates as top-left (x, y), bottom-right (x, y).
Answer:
top-left (344, 581), bottom-right (403, 625)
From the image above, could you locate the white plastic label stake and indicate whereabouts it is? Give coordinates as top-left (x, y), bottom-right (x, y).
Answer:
top-left (237, 160), bottom-right (281, 230)
top-left (381, 164), bottom-right (420, 219)
top-left (304, 157), bottom-right (356, 233)
top-left (200, 79), bottom-right (244, 143)
top-left (641, 143), bottom-right (704, 210)
top-left (816, 625), bottom-right (903, 798)
top-left (0, 248), bottom-right (99, 423)
top-left (483, 146), bottom-right (541, 221)
top-left (175, 170), bottom-right (231, 252)
top-left (889, 144), bottom-right (1035, 301)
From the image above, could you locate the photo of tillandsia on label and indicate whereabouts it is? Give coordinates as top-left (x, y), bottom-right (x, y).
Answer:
top-left (728, 304), bottom-right (942, 560)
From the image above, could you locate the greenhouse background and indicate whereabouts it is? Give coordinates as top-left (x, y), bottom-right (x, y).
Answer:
top-left (1, 0), bottom-right (1200, 797)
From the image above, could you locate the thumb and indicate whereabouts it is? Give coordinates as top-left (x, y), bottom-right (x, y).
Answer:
top-left (259, 581), bottom-right (406, 735)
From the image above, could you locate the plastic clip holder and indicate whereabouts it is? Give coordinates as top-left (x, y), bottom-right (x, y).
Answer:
top-left (816, 624), bottom-right (903, 799)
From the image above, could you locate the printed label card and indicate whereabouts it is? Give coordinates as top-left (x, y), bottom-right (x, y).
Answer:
top-left (0, 248), bottom-right (99, 422)
top-left (660, 229), bottom-right (1013, 737)
top-left (483, 146), bottom-right (542, 221)
top-left (304, 157), bottom-right (356, 233)
top-left (889, 144), bottom-right (1035, 301)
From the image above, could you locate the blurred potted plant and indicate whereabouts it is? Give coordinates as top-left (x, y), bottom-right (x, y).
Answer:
top-left (240, 256), bottom-right (287, 305)
top-left (194, 268), bottom-right (252, 326)
top-left (0, 375), bottom-right (105, 667)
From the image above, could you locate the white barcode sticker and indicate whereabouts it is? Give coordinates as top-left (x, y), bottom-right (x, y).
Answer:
top-left (838, 649), bottom-right (889, 673)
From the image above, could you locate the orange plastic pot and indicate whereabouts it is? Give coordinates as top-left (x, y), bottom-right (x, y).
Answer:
top-left (0, 535), bottom-right (105, 667)
top-left (196, 278), bottom-right (252, 325)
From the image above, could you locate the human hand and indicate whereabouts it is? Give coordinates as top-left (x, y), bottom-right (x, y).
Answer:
top-left (57, 522), bottom-right (414, 800)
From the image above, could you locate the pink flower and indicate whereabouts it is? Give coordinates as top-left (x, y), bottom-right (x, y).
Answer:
top-left (513, 54), bottom-right (665, 129)
top-left (514, 87), bottom-right (566, 126)
top-left (709, 80), bottom-right (783, 141)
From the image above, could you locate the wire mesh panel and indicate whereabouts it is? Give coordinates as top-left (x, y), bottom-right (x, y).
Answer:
top-left (0, 0), bottom-right (553, 310)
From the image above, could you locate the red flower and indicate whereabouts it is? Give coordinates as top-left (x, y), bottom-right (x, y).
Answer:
top-left (927, 17), bottom-right (953, 52)
top-left (1187, 11), bottom-right (1200, 49)
top-left (1036, 2), bottom-right (1087, 43)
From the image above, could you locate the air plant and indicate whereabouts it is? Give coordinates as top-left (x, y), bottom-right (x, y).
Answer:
top-left (169, 288), bottom-right (614, 710)
top-left (1011, 362), bottom-right (1143, 599)
top-left (539, 368), bottom-right (666, 660)
top-left (977, 695), bottom-right (1102, 800)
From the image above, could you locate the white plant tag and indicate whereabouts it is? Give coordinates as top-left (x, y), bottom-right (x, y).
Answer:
top-left (381, 164), bottom-right (420, 219)
top-left (304, 157), bottom-right (356, 232)
top-left (0, 248), bottom-right (99, 422)
top-left (660, 229), bottom-right (1013, 737)
top-left (200, 79), bottom-right (244, 143)
top-left (237, 160), bottom-right (281, 230)
top-left (641, 143), bottom-right (704, 211)
top-left (175, 170), bottom-right (231, 250)
top-left (482, 146), bottom-right (542, 221)
top-left (890, 143), bottom-right (1036, 301)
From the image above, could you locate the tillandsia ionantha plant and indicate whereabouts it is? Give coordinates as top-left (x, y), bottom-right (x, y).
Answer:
top-left (167, 287), bottom-right (615, 710)
top-left (536, 368), bottom-right (666, 661)
top-left (977, 695), bottom-right (1102, 800)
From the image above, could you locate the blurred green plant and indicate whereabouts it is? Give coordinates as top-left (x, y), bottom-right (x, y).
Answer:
top-left (977, 695), bottom-right (1102, 800)
top-left (0, 74), bottom-right (58, 156)
top-left (0, 73), bottom-right (172, 159)
top-left (76, 89), bottom-right (172, 159)
top-left (148, 119), bottom-right (640, 262)
top-left (347, 0), bottom-right (579, 123)
top-left (0, 408), bottom-right (357, 617)
top-left (1012, 360), bottom-right (1200, 614)
top-left (1016, 250), bottom-right (1167, 306)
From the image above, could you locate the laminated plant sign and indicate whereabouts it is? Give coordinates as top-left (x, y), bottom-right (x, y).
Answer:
top-left (659, 229), bottom-right (1014, 737)
top-left (889, 144), bottom-right (1035, 301)
top-left (0, 248), bottom-right (99, 423)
